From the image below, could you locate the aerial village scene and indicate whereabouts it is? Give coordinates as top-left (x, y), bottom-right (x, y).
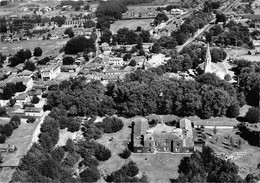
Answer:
top-left (0, 0), bottom-right (259, 182)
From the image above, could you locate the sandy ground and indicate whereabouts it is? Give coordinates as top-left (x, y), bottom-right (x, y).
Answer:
top-left (56, 128), bottom-right (77, 147)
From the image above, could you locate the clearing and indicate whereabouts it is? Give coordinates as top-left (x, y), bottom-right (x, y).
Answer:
top-left (0, 118), bottom-right (41, 182)
top-left (204, 127), bottom-right (260, 179)
top-left (225, 47), bottom-right (260, 62)
top-left (110, 19), bottom-right (153, 34)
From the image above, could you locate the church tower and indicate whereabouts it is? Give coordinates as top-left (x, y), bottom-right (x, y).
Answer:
top-left (204, 43), bottom-right (212, 73)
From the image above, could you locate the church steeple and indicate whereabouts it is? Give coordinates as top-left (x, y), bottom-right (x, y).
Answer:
top-left (204, 43), bottom-right (212, 73)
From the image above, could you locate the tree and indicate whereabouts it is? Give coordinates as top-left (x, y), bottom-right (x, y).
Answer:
top-left (75, 6), bottom-right (80, 11)
top-left (224, 74), bottom-right (232, 81)
top-left (23, 49), bottom-right (32, 60)
top-left (238, 139), bottom-right (242, 149)
top-left (216, 13), bottom-right (226, 23)
top-left (63, 56), bottom-right (74, 65)
top-left (100, 29), bottom-right (112, 43)
top-left (9, 98), bottom-right (16, 107)
top-left (68, 120), bottom-right (81, 132)
top-left (31, 95), bottom-right (40, 104)
top-left (151, 42), bottom-right (161, 53)
top-left (119, 148), bottom-right (131, 159)
top-left (84, 5), bottom-right (90, 10)
top-left (213, 126), bottom-right (217, 135)
top-left (230, 137), bottom-right (234, 148)
top-left (129, 60), bottom-right (137, 67)
top-left (39, 132), bottom-right (53, 151)
top-left (15, 82), bottom-right (26, 92)
top-left (3, 123), bottom-right (13, 137)
top-left (0, 134), bottom-right (6, 143)
top-left (24, 61), bottom-right (36, 71)
top-left (139, 30), bottom-right (151, 43)
top-left (80, 167), bottom-right (100, 182)
top-left (64, 36), bottom-right (95, 54)
top-left (94, 143), bottom-right (111, 161)
top-left (0, 107), bottom-right (6, 116)
top-left (10, 115), bottom-right (21, 125)
top-left (51, 16), bottom-right (66, 27)
top-left (9, 55), bottom-right (21, 67)
top-left (33, 47), bottom-right (42, 57)
top-left (226, 103), bottom-right (240, 118)
top-left (245, 107), bottom-right (260, 123)
top-left (136, 26), bottom-right (142, 31)
top-left (69, 31), bottom-right (74, 38)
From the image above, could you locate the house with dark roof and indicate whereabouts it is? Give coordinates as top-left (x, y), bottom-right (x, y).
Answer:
top-left (14, 93), bottom-right (30, 105)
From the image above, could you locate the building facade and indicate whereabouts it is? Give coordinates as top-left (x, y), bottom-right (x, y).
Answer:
top-left (130, 117), bottom-right (194, 153)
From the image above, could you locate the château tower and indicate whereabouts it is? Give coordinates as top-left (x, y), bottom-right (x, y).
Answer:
top-left (204, 43), bottom-right (212, 73)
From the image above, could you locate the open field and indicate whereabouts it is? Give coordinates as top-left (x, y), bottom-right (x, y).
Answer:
top-left (132, 153), bottom-right (189, 183)
top-left (225, 47), bottom-right (260, 62)
top-left (0, 38), bottom-right (68, 57)
top-left (205, 127), bottom-right (260, 179)
top-left (110, 19), bottom-right (153, 34)
top-left (0, 118), bottom-right (41, 182)
top-left (97, 116), bottom-right (132, 176)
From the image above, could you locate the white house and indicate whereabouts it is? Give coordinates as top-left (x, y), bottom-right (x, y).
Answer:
top-left (170, 8), bottom-right (183, 15)
top-left (104, 57), bottom-right (124, 66)
top-left (24, 107), bottom-right (43, 117)
top-left (41, 64), bottom-right (61, 81)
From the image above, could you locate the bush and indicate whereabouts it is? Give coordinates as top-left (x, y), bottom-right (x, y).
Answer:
top-left (3, 123), bottom-right (13, 137)
top-left (0, 134), bottom-right (6, 143)
top-left (27, 116), bottom-right (36, 123)
top-left (245, 107), bottom-right (260, 123)
top-left (119, 148), bottom-right (131, 159)
top-left (63, 56), bottom-right (74, 65)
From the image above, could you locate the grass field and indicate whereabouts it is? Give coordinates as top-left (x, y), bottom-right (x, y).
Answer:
top-left (110, 19), bottom-right (153, 34)
top-left (0, 118), bottom-right (41, 182)
top-left (225, 47), bottom-right (260, 62)
top-left (205, 127), bottom-right (260, 179)
top-left (0, 38), bottom-right (68, 57)
top-left (131, 153), bottom-right (189, 182)
top-left (97, 116), bottom-right (132, 177)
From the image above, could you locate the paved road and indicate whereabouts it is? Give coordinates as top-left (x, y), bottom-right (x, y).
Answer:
top-left (177, 0), bottom-right (242, 53)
